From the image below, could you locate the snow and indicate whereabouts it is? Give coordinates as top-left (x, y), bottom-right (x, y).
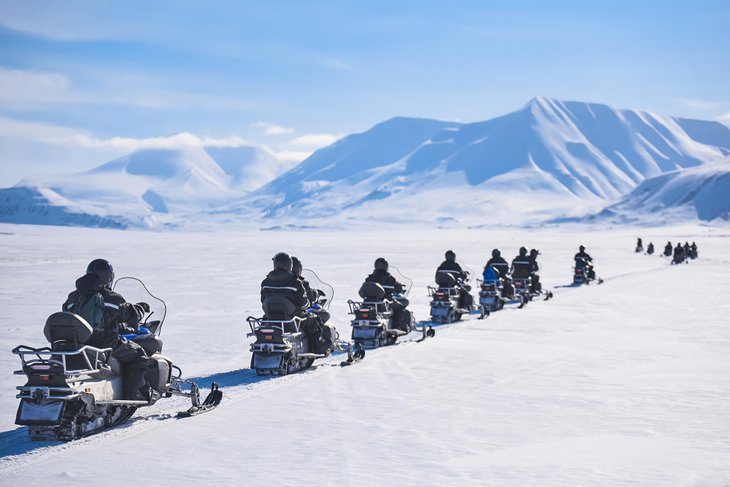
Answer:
top-left (4, 98), bottom-right (730, 229)
top-left (594, 158), bottom-right (730, 223)
top-left (1, 222), bottom-right (729, 485)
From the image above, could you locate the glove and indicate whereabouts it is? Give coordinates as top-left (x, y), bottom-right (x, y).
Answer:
top-left (136, 302), bottom-right (151, 313)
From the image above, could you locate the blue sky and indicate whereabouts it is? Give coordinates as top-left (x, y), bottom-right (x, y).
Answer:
top-left (1, 0), bottom-right (729, 185)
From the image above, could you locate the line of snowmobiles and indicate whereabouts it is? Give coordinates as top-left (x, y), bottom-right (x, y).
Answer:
top-left (12, 277), bottom-right (222, 441)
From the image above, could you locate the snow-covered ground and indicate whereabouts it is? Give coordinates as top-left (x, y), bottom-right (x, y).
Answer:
top-left (1, 223), bottom-right (729, 485)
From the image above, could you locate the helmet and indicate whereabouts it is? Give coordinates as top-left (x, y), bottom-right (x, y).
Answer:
top-left (491, 248), bottom-right (501, 258)
top-left (374, 257), bottom-right (388, 271)
top-left (529, 248), bottom-right (538, 257)
top-left (579, 245), bottom-right (585, 252)
top-left (272, 252), bottom-right (292, 272)
top-left (291, 256), bottom-right (303, 277)
top-left (86, 258), bottom-right (114, 288)
top-left (445, 250), bottom-right (456, 262)
top-left (519, 246), bottom-right (527, 255)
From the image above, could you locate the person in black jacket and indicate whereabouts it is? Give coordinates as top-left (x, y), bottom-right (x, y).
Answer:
top-left (672, 243), bottom-right (685, 264)
top-left (261, 252), bottom-right (328, 350)
top-left (62, 259), bottom-right (151, 401)
top-left (574, 245), bottom-right (595, 279)
top-left (365, 257), bottom-right (410, 330)
top-left (436, 250), bottom-right (473, 311)
top-left (664, 241), bottom-right (673, 257)
top-left (485, 249), bottom-right (513, 298)
top-left (485, 249), bottom-right (509, 278)
top-left (510, 247), bottom-right (532, 279)
top-left (292, 256), bottom-right (330, 324)
top-left (528, 248), bottom-right (542, 293)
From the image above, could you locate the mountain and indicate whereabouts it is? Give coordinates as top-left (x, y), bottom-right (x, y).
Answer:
top-left (588, 159), bottom-right (730, 224)
top-left (0, 144), bottom-right (286, 228)
top-left (237, 97), bottom-right (730, 225)
top-left (3, 98), bottom-right (730, 229)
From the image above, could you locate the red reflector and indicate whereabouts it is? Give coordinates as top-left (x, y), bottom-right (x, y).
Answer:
top-left (40, 375), bottom-right (50, 381)
top-left (265, 336), bottom-right (272, 340)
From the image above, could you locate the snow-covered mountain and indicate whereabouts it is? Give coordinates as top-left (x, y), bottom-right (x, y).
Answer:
top-left (237, 97), bottom-right (730, 225)
top-left (3, 98), bottom-right (730, 228)
top-left (588, 158), bottom-right (730, 224)
top-left (0, 145), bottom-right (285, 228)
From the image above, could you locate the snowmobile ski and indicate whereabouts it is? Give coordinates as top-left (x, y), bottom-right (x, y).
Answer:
top-left (177, 383), bottom-right (223, 418)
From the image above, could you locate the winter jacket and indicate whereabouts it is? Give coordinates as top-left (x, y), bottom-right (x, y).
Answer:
top-left (511, 254), bottom-right (532, 278)
top-left (574, 251), bottom-right (593, 262)
top-left (436, 260), bottom-right (466, 281)
top-left (261, 268), bottom-right (309, 310)
top-left (62, 273), bottom-right (144, 348)
top-left (485, 257), bottom-right (509, 279)
top-left (365, 269), bottom-right (404, 298)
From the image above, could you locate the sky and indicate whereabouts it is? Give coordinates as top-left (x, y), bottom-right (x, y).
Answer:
top-left (1, 0), bottom-right (729, 186)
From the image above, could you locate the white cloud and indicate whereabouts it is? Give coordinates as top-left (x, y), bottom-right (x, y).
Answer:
top-left (272, 150), bottom-right (313, 162)
top-left (288, 133), bottom-right (343, 148)
top-left (679, 99), bottom-right (722, 111)
top-left (718, 112), bottom-right (730, 123)
top-left (251, 121), bottom-right (296, 135)
top-left (0, 116), bottom-right (256, 152)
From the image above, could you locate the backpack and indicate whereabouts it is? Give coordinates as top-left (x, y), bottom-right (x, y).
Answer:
top-left (73, 293), bottom-right (106, 331)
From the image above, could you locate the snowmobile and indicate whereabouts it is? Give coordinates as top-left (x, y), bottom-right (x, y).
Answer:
top-left (573, 258), bottom-right (598, 285)
top-left (349, 275), bottom-right (433, 348)
top-left (428, 271), bottom-right (472, 324)
top-left (247, 270), bottom-right (363, 375)
top-left (477, 265), bottom-right (505, 318)
top-left (13, 277), bottom-right (222, 441)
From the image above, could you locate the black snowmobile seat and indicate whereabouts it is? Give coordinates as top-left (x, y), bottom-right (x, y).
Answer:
top-left (435, 271), bottom-right (457, 288)
top-left (44, 311), bottom-right (94, 349)
top-left (262, 294), bottom-right (297, 321)
top-left (358, 282), bottom-right (386, 301)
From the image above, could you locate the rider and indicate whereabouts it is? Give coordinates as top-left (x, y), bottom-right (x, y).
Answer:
top-left (261, 252), bottom-right (330, 352)
top-left (673, 243), bottom-right (685, 264)
top-left (485, 249), bottom-right (513, 298)
top-left (528, 248), bottom-right (542, 293)
top-left (63, 259), bottom-right (152, 401)
top-left (510, 247), bottom-right (532, 279)
top-left (664, 241), bottom-right (673, 256)
top-left (647, 242), bottom-right (654, 255)
top-left (574, 245), bottom-right (595, 279)
top-left (291, 256), bottom-right (330, 325)
top-left (636, 238), bottom-right (643, 252)
top-left (436, 250), bottom-right (473, 311)
top-left (364, 257), bottom-right (410, 331)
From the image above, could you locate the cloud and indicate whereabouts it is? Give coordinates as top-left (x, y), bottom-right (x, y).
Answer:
top-left (679, 99), bottom-right (723, 111)
top-left (0, 115), bottom-right (257, 152)
top-left (250, 121), bottom-right (295, 135)
top-left (272, 150), bottom-right (313, 162)
top-left (288, 133), bottom-right (343, 148)
top-left (719, 113), bottom-right (730, 124)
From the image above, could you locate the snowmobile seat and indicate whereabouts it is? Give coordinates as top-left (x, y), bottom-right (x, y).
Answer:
top-left (44, 312), bottom-right (93, 349)
top-left (262, 295), bottom-right (297, 321)
top-left (359, 282), bottom-right (386, 301)
top-left (435, 271), bottom-right (457, 288)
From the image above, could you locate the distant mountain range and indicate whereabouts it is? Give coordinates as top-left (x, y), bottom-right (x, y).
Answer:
top-left (2, 97), bottom-right (729, 228)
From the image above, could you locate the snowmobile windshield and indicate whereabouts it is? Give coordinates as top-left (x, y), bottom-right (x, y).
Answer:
top-left (112, 276), bottom-right (167, 333)
top-left (457, 260), bottom-right (474, 282)
top-left (301, 269), bottom-right (334, 310)
top-left (388, 265), bottom-right (414, 296)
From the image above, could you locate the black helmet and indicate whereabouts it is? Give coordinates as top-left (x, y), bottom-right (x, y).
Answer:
top-left (272, 252), bottom-right (292, 272)
top-left (579, 245), bottom-right (585, 252)
top-left (445, 250), bottom-right (456, 262)
top-left (491, 248), bottom-right (501, 258)
top-left (87, 258), bottom-right (114, 288)
top-left (374, 257), bottom-right (388, 271)
top-left (519, 246), bottom-right (527, 255)
top-left (529, 248), bottom-right (538, 257)
top-left (291, 256), bottom-right (303, 277)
